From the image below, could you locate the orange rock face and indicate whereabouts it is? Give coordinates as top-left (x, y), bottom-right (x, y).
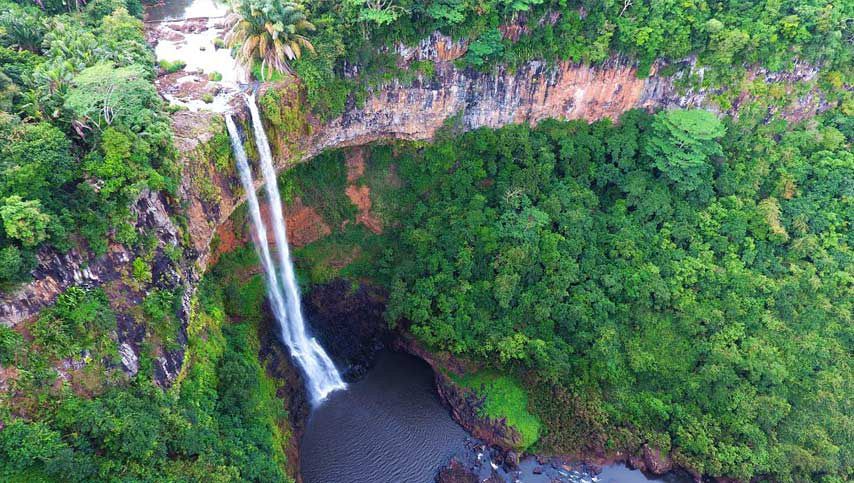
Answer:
top-left (284, 199), bottom-right (332, 248)
top-left (346, 184), bottom-right (383, 235)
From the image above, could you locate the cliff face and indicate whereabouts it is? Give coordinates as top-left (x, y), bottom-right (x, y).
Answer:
top-left (0, 31), bottom-right (826, 372)
top-left (187, 34), bottom-right (822, 271)
top-left (310, 32), bottom-right (822, 153)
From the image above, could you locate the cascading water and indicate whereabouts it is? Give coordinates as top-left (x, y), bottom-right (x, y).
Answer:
top-left (225, 115), bottom-right (291, 343)
top-left (225, 99), bottom-right (346, 404)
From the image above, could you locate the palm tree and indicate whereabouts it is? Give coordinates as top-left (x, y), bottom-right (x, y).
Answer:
top-left (226, 0), bottom-right (315, 79)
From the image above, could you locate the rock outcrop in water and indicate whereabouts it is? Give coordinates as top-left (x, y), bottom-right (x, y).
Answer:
top-left (0, 29), bottom-right (829, 386)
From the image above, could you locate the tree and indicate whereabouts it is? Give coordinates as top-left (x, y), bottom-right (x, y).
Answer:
top-left (226, 0), bottom-right (315, 79)
top-left (0, 420), bottom-right (67, 472)
top-left (464, 28), bottom-right (505, 67)
top-left (0, 245), bottom-right (23, 283)
top-left (0, 195), bottom-right (50, 247)
top-left (64, 63), bottom-right (159, 137)
top-left (0, 117), bottom-right (74, 206)
top-left (644, 109), bottom-right (725, 194)
top-left (91, 126), bottom-right (132, 183)
top-left (345, 0), bottom-right (407, 28)
top-left (501, 0), bottom-right (544, 12)
top-left (425, 0), bottom-right (468, 25)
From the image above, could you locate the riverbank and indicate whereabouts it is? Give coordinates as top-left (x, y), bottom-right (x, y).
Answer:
top-left (394, 333), bottom-right (697, 483)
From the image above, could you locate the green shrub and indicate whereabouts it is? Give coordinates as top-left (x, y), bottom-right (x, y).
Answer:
top-left (280, 149), bottom-right (356, 228)
top-left (208, 71), bottom-right (223, 81)
top-left (0, 325), bottom-right (24, 364)
top-left (29, 287), bottom-right (116, 360)
top-left (142, 289), bottom-right (181, 350)
top-left (259, 87), bottom-right (309, 136)
top-left (131, 257), bottom-right (152, 284)
top-left (158, 59), bottom-right (186, 73)
top-left (0, 245), bottom-right (24, 286)
top-left (463, 28), bottom-right (504, 68)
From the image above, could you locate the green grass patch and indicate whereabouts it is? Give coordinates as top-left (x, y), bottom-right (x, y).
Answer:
top-left (453, 371), bottom-right (541, 450)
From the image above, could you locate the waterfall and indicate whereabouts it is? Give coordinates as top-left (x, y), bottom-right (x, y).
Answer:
top-left (225, 103), bottom-right (346, 404)
top-left (225, 115), bottom-right (291, 344)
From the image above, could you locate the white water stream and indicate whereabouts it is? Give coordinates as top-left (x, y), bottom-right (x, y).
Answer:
top-left (226, 99), bottom-right (346, 404)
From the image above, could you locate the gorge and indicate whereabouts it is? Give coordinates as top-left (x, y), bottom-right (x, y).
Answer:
top-left (0, 18), bottom-right (829, 327)
top-left (0, 1), bottom-right (849, 482)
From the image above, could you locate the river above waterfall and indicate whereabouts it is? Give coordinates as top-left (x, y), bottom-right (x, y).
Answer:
top-left (300, 351), bottom-right (693, 483)
top-left (145, 0), bottom-right (228, 22)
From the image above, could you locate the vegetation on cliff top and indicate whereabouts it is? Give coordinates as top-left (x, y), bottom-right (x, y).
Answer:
top-left (285, 0), bottom-right (852, 119)
top-left (0, 0), bottom-right (178, 288)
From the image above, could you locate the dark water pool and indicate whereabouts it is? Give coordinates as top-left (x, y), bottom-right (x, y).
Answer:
top-left (300, 351), bottom-right (467, 483)
top-left (300, 351), bottom-right (692, 483)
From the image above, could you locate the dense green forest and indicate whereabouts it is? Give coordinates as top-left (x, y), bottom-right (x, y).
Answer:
top-left (0, 247), bottom-right (295, 481)
top-left (0, 0), bottom-right (177, 287)
top-left (348, 106), bottom-right (850, 481)
top-left (1, 0), bottom-right (851, 481)
top-left (278, 100), bottom-right (852, 481)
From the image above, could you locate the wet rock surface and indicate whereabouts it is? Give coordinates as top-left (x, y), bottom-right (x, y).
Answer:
top-left (302, 280), bottom-right (390, 381)
top-left (438, 439), bottom-right (694, 483)
top-left (630, 444), bottom-right (675, 475)
top-left (436, 458), bottom-right (479, 483)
